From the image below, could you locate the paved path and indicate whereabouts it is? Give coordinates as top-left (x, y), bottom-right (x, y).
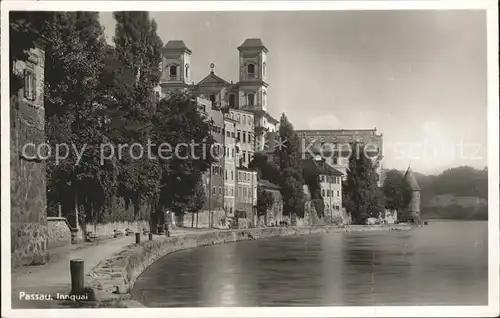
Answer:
top-left (11, 228), bottom-right (217, 309)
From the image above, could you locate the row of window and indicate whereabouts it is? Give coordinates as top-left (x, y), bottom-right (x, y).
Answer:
top-left (210, 92), bottom-right (266, 108)
top-left (237, 185), bottom-right (256, 201)
top-left (325, 205), bottom-right (341, 211)
top-left (320, 176), bottom-right (341, 184)
top-left (322, 189), bottom-right (340, 198)
top-left (237, 171), bottom-right (255, 183)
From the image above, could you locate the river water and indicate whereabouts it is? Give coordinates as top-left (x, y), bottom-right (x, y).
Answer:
top-left (132, 220), bottom-right (488, 307)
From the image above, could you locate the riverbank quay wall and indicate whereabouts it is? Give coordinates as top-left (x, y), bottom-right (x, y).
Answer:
top-left (88, 224), bottom-right (412, 307)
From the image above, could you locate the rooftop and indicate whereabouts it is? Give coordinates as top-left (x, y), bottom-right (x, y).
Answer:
top-left (404, 166), bottom-right (420, 191)
top-left (163, 40), bottom-right (192, 54)
top-left (237, 38), bottom-right (268, 52)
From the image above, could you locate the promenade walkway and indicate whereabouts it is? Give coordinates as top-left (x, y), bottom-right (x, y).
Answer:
top-left (11, 227), bottom-right (217, 309)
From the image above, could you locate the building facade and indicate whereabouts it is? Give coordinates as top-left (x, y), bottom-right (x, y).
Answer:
top-left (200, 97), bottom-right (225, 213)
top-left (296, 128), bottom-right (384, 185)
top-left (230, 108), bottom-right (255, 167)
top-left (316, 160), bottom-right (344, 218)
top-left (235, 167), bottom-right (258, 223)
top-left (11, 45), bottom-right (49, 266)
top-left (223, 114), bottom-right (238, 215)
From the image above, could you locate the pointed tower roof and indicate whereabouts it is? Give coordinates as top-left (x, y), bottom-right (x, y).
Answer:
top-left (237, 38), bottom-right (268, 52)
top-left (404, 166), bottom-right (420, 191)
top-left (163, 40), bottom-right (192, 54)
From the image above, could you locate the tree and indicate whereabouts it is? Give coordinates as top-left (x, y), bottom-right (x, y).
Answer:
top-left (274, 113), bottom-right (304, 173)
top-left (33, 12), bottom-right (114, 228)
top-left (109, 12), bottom-right (163, 220)
top-left (302, 159), bottom-right (324, 217)
top-left (153, 91), bottom-right (215, 216)
top-left (188, 179), bottom-right (207, 228)
top-left (383, 169), bottom-right (412, 221)
top-left (256, 186), bottom-right (274, 217)
top-left (248, 152), bottom-right (282, 185)
top-left (342, 143), bottom-right (385, 224)
top-left (281, 168), bottom-right (306, 217)
top-left (274, 114), bottom-right (305, 216)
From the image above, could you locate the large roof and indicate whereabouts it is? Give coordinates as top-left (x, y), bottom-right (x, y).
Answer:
top-left (303, 158), bottom-right (343, 177)
top-left (258, 179), bottom-right (281, 190)
top-left (404, 166), bottom-right (420, 191)
top-left (238, 38), bottom-right (268, 52)
top-left (163, 40), bottom-right (192, 54)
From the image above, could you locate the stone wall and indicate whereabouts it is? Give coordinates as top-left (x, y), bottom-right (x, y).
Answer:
top-left (84, 221), bottom-right (150, 240)
top-left (11, 47), bottom-right (48, 267)
top-left (47, 217), bottom-right (72, 248)
top-left (175, 209), bottom-right (227, 229)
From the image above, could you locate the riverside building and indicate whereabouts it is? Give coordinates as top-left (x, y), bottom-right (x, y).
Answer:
top-left (296, 128), bottom-right (384, 186)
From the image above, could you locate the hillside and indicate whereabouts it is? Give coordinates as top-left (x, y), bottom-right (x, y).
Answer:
top-left (384, 166), bottom-right (488, 220)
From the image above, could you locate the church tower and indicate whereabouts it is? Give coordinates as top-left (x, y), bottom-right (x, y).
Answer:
top-left (237, 38), bottom-right (269, 112)
top-left (159, 40), bottom-right (192, 96)
top-left (404, 166), bottom-right (422, 224)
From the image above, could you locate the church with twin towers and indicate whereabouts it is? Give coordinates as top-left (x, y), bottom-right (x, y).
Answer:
top-left (157, 38), bottom-right (279, 154)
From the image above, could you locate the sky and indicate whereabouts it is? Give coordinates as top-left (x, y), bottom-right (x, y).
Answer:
top-left (99, 10), bottom-right (488, 175)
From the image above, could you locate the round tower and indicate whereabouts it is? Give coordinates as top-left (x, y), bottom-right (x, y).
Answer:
top-left (404, 166), bottom-right (421, 224)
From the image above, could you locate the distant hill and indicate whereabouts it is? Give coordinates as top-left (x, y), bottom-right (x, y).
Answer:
top-left (383, 166), bottom-right (488, 220)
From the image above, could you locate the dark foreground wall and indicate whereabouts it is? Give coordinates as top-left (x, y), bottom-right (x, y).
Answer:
top-left (10, 47), bottom-right (49, 267)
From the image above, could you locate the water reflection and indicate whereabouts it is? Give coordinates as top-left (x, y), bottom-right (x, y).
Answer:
top-left (132, 221), bottom-right (488, 307)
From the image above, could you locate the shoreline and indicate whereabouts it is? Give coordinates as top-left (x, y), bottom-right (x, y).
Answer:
top-left (84, 224), bottom-right (412, 308)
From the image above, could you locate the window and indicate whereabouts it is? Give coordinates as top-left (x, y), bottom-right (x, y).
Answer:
top-left (243, 132), bottom-right (246, 143)
top-left (231, 132), bottom-right (235, 138)
top-left (213, 186), bottom-right (216, 195)
top-left (243, 115), bottom-right (246, 125)
top-left (247, 63), bottom-right (255, 78)
top-left (219, 186), bottom-right (222, 194)
top-left (227, 131), bottom-right (231, 138)
top-left (225, 188), bottom-right (228, 196)
top-left (229, 94), bottom-right (235, 107)
top-left (209, 94), bottom-right (216, 106)
top-left (169, 65), bottom-right (177, 79)
top-left (337, 190), bottom-right (340, 197)
top-left (320, 175), bottom-right (325, 182)
top-left (23, 69), bottom-right (36, 101)
top-left (231, 171), bottom-right (234, 180)
top-left (263, 92), bottom-right (267, 106)
top-left (322, 189), bottom-right (325, 197)
top-left (248, 93), bottom-right (255, 106)
top-left (237, 114), bottom-right (241, 122)
top-left (263, 62), bottom-right (267, 76)
top-left (185, 64), bottom-right (189, 79)
top-left (225, 170), bottom-right (228, 180)
top-left (237, 131), bottom-right (241, 142)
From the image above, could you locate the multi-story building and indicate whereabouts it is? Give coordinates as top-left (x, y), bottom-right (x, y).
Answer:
top-left (235, 167), bottom-right (258, 223)
top-left (230, 108), bottom-right (255, 168)
top-left (158, 38), bottom-right (279, 153)
top-left (198, 97), bottom-right (225, 213)
top-left (296, 128), bottom-right (383, 185)
top-left (223, 113), bottom-right (237, 215)
top-left (304, 158), bottom-right (344, 218)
